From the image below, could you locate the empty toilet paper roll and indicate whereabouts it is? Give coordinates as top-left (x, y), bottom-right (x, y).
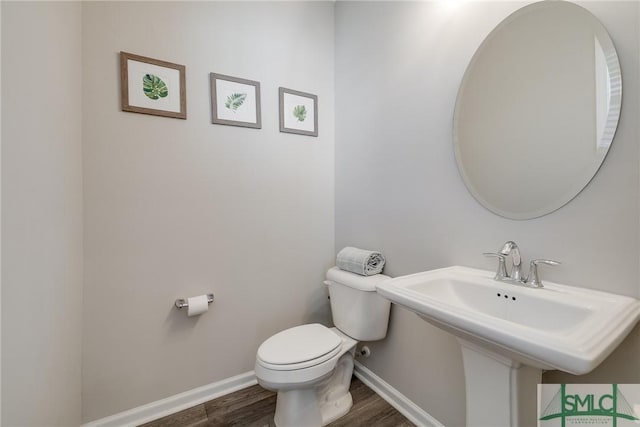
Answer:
top-left (187, 295), bottom-right (209, 317)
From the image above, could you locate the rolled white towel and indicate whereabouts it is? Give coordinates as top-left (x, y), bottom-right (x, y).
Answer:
top-left (336, 246), bottom-right (386, 276)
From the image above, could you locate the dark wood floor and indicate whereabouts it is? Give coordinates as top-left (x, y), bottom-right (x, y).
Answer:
top-left (140, 376), bottom-right (415, 427)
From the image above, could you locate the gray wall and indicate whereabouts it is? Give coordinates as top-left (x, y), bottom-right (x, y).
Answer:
top-left (81, 2), bottom-right (335, 422)
top-left (2, 2), bottom-right (639, 425)
top-left (335, 2), bottom-right (640, 426)
top-left (1, 2), bottom-right (84, 426)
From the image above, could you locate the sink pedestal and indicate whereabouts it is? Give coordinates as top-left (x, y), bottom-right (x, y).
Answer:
top-left (459, 340), bottom-right (541, 427)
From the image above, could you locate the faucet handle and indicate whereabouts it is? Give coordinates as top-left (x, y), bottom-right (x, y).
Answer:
top-left (527, 259), bottom-right (561, 288)
top-left (483, 252), bottom-right (509, 280)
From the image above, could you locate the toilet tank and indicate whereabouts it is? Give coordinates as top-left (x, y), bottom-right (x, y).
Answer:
top-left (325, 267), bottom-right (391, 341)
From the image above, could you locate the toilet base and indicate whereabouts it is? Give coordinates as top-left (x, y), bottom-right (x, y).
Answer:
top-left (273, 389), bottom-right (352, 427)
top-left (318, 390), bottom-right (353, 426)
top-left (273, 350), bottom-right (355, 427)
top-left (274, 389), bottom-right (325, 427)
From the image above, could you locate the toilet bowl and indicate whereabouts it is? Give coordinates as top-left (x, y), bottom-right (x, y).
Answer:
top-left (254, 267), bottom-right (391, 427)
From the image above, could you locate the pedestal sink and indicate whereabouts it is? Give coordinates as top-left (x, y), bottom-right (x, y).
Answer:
top-left (376, 266), bottom-right (640, 427)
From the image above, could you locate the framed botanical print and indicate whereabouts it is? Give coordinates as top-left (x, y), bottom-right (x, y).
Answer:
top-left (210, 73), bottom-right (261, 129)
top-left (120, 52), bottom-right (186, 119)
top-left (279, 87), bottom-right (318, 137)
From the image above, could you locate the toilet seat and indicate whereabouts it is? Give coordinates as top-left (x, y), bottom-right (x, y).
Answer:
top-left (256, 324), bottom-right (342, 371)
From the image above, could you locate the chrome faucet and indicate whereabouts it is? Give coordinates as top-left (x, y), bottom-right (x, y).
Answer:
top-left (499, 241), bottom-right (523, 282)
top-left (526, 259), bottom-right (561, 288)
top-left (484, 241), bottom-right (560, 288)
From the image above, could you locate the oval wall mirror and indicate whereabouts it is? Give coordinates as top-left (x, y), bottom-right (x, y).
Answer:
top-left (453, 1), bottom-right (621, 220)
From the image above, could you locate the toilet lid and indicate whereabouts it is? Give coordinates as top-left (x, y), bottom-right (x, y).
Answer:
top-left (257, 323), bottom-right (341, 366)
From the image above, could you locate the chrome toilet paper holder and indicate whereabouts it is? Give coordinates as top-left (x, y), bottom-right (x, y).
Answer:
top-left (175, 293), bottom-right (215, 309)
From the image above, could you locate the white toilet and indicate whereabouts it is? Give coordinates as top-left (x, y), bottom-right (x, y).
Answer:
top-left (254, 267), bottom-right (391, 427)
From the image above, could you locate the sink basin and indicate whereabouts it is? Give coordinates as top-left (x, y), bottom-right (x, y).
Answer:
top-left (377, 266), bottom-right (640, 426)
top-left (376, 266), bottom-right (640, 375)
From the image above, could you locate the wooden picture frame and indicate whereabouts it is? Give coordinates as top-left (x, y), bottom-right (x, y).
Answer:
top-left (210, 73), bottom-right (261, 129)
top-left (279, 87), bottom-right (318, 137)
top-left (120, 51), bottom-right (186, 119)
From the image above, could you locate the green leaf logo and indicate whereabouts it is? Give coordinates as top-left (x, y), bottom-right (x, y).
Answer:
top-left (293, 105), bottom-right (307, 122)
top-left (225, 93), bottom-right (247, 112)
top-left (142, 74), bottom-right (168, 100)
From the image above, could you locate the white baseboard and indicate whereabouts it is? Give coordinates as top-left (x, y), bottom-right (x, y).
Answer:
top-left (82, 371), bottom-right (257, 427)
top-left (83, 363), bottom-right (442, 427)
top-left (353, 361), bottom-right (444, 427)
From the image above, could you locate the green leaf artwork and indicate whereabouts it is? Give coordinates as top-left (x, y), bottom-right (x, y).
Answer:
top-left (142, 74), bottom-right (168, 100)
top-left (293, 105), bottom-right (307, 122)
top-left (225, 93), bottom-right (247, 112)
